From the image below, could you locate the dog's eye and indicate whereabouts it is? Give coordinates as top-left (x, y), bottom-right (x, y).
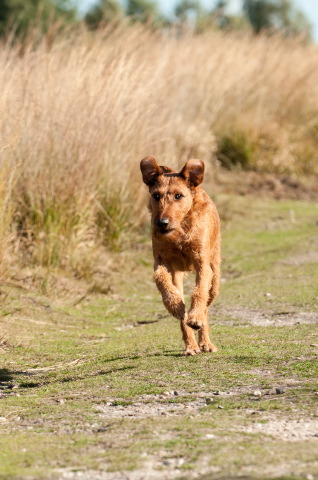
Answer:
top-left (152, 193), bottom-right (160, 201)
top-left (174, 193), bottom-right (183, 200)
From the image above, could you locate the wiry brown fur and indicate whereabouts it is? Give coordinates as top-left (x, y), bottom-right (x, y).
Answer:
top-left (140, 156), bottom-right (221, 356)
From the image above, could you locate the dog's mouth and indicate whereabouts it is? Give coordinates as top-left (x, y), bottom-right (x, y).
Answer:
top-left (157, 228), bottom-right (174, 235)
top-left (154, 226), bottom-right (175, 235)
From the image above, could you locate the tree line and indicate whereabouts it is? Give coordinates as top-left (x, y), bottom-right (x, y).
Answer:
top-left (0, 0), bottom-right (312, 39)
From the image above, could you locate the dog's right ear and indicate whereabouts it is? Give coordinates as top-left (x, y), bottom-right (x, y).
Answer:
top-left (180, 159), bottom-right (205, 187)
top-left (140, 156), bottom-right (162, 187)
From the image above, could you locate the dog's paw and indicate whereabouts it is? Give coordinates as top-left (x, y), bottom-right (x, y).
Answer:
top-left (183, 345), bottom-right (201, 356)
top-left (199, 342), bottom-right (218, 353)
top-left (186, 314), bottom-right (205, 330)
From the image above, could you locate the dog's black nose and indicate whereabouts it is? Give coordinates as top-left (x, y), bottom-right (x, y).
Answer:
top-left (156, 218), bottom-right (169, 229)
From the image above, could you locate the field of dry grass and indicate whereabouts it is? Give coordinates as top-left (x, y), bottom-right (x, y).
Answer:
top-left (1, 24), bottom-right (318, 279)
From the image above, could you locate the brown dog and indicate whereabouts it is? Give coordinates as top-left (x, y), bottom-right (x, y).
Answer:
top-left (140, 156), bottom-right (221, 355)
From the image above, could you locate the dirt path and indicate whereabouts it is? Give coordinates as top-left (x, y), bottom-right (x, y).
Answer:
top-left (213, 306), bottom-right (318, 326)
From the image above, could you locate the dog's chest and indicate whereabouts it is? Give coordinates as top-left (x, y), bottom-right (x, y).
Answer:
top-left (153, 236), bottom-right (196, 271)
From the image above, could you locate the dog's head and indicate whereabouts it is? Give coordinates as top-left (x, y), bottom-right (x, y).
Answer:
top-left (140, 156), bottom-right (204, 236)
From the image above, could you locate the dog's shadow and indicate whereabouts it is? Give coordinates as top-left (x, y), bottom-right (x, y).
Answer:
top-left (103, 350), bottom-right (182, 363)
top-left (0, 349), bottom-right (183, 392)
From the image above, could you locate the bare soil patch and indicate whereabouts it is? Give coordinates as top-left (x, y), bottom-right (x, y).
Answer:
top-left (282, 251), bottom-right (318, 266)
top-left (241, 418), bottom-right (318, 441)
top-left (96, 394), bottom-right (206, 419)
top-left (213, 306), bottom-right (318, 326)
top-left (59, 464), bottom-right (214, 480)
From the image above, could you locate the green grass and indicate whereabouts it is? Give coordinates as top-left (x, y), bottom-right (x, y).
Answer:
top-left (0, 197), bottom-right (318, 479)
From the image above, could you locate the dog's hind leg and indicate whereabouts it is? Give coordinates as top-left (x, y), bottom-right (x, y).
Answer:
top-left (172, 270), bottom-right (201, 356)
top-left (181, 317), bottom-right (201, 356)
top-left (198, 323), bottom-right (218, 353)
top-left (207, 262), bottom-right (220, 306)
top-left (208, 244), bottom-right (221, 306)
top-left (171, 270), bottom-right (184, 301)
top-left (199, 259), bottom-right (220, 352)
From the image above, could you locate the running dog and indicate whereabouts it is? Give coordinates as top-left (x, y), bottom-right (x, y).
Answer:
top-left (140, 156), bottom-right (221, 355)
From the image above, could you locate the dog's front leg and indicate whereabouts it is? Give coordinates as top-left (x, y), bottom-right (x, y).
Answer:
top-left (154, 262), bottom-right (186, 321)
top-left (154, 262), bottom-right (200, 355)
top-left (187, 263), bottom-right (213, 330)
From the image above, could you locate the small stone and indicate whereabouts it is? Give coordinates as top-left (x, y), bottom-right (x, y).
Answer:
top-left (310, 344), bottom-right (318, 347)
top-left (252, 390), bottom-right (262, 397)
top-left (265, 292), bottom-right (272, 297)
top-left (213, 391), bottom-right (225, 396)
top-left (218, 405), bottom-right (224, 409)
top-left (0, 417), bottom-right (8, 422)
top-left (205, 398), bottom-right (214, 405)
top-left (275, 386), bottom-right (286, 394)
top-left (173, 391), bottom-right (179, 396)
top-left (162, 391), bottom-right (170, 396)
top-left (205, 433), bottom-right (215, 439)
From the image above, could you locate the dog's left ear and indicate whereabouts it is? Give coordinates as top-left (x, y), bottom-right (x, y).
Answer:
top-left (180, 159), bottom-right (205, 187)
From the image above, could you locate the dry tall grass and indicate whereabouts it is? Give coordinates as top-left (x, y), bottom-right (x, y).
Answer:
top-left (1, 24), bottom-right (318, 278)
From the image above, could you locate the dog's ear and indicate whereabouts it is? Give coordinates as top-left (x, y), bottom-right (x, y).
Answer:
top-left (180, 159), bottom-right (204, 187)
top-left (140, 156), bottom-right (162, 187)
